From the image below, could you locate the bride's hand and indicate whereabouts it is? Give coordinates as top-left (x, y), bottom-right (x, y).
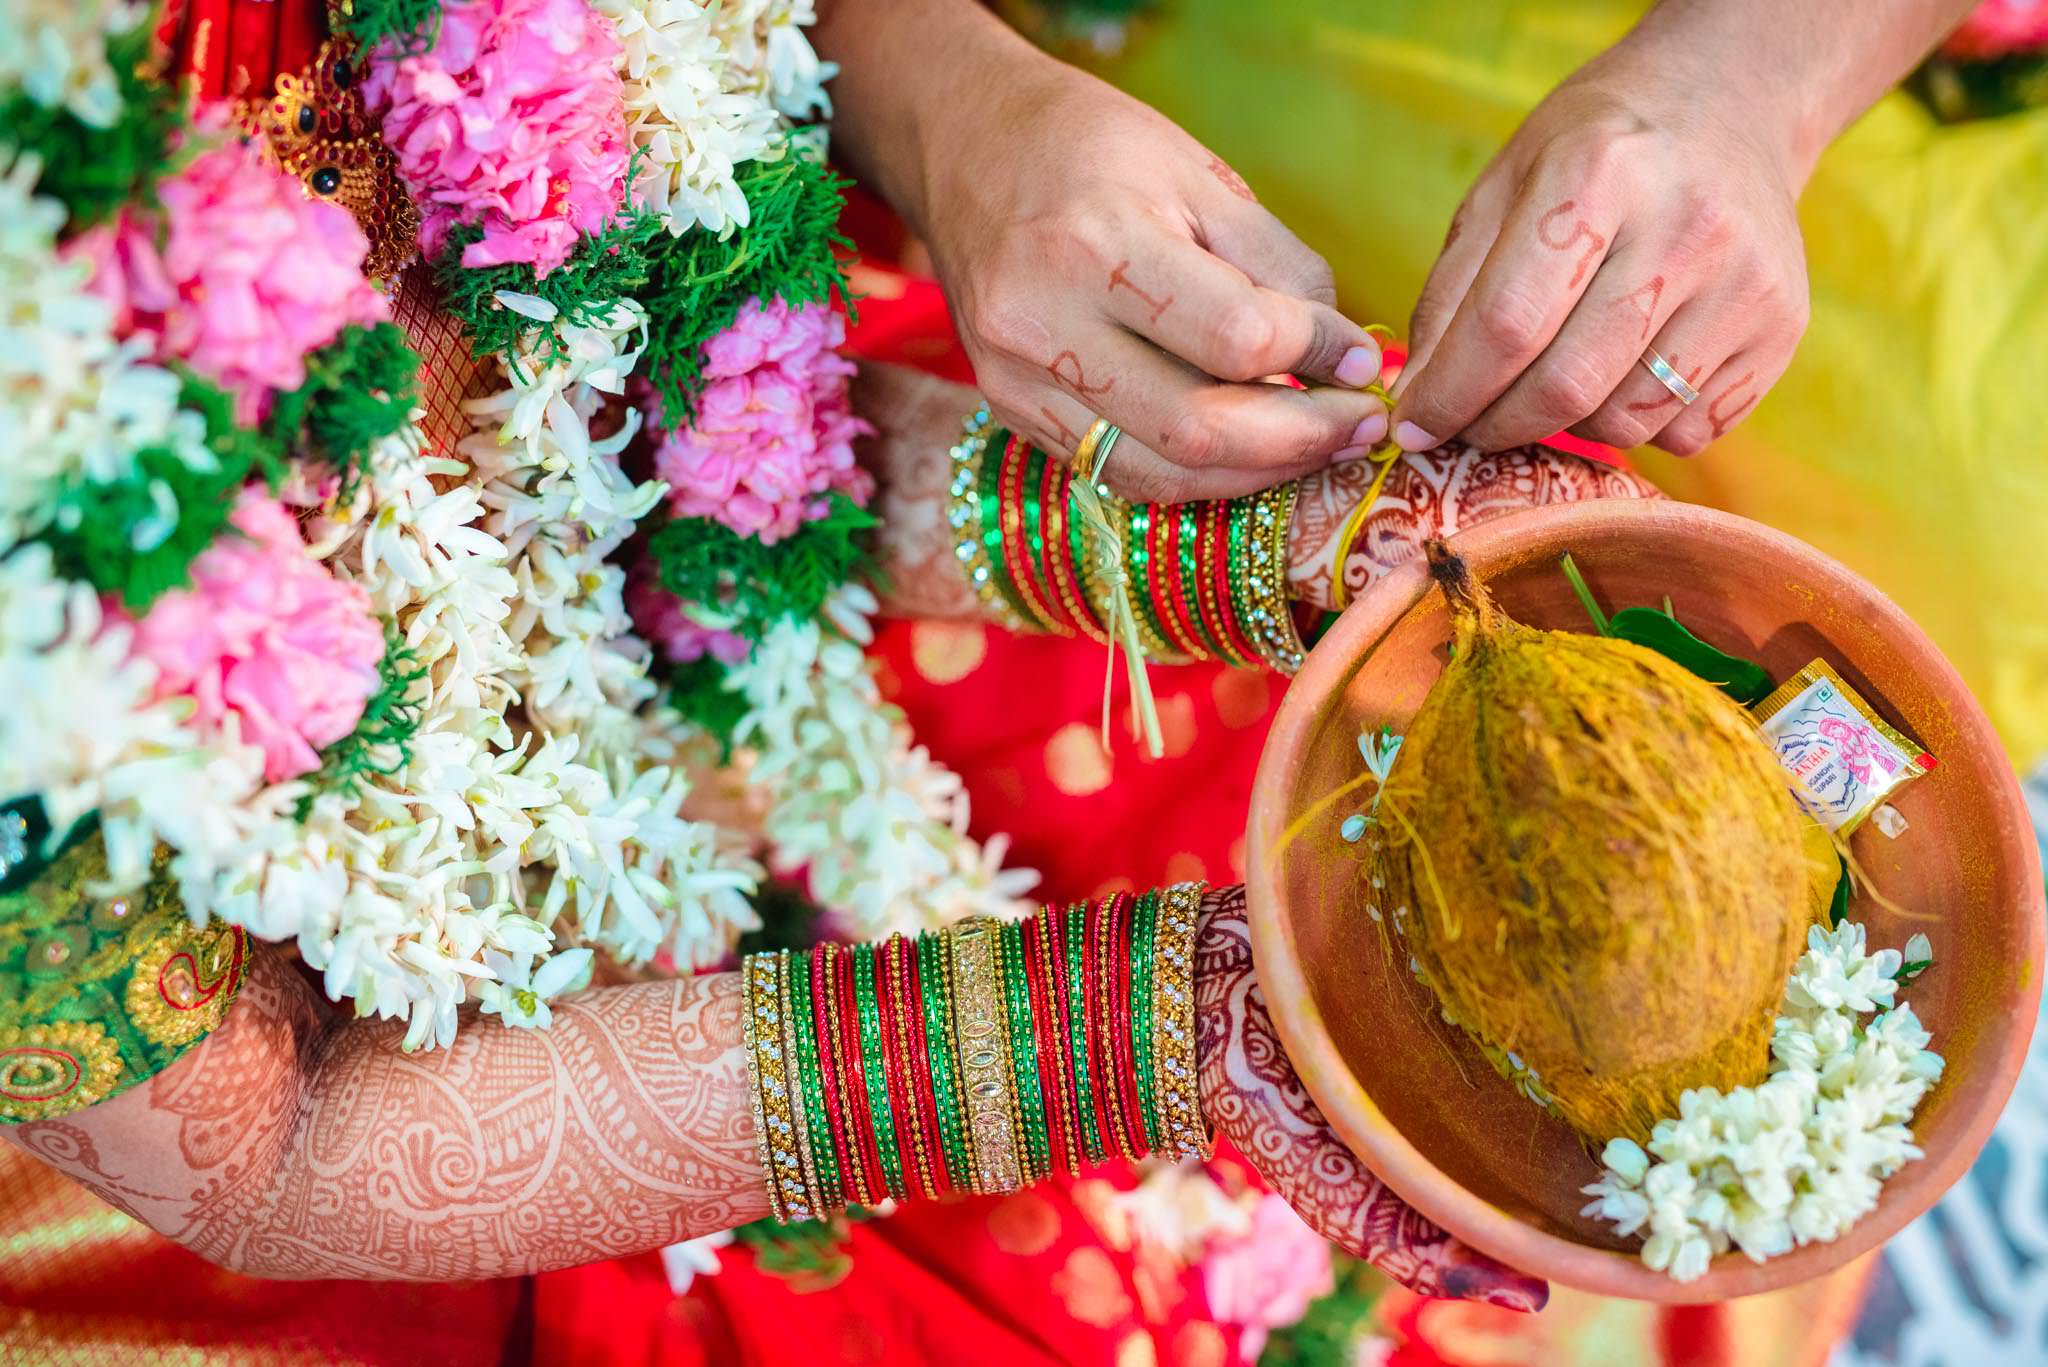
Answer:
top-left (821, 1), bottom-right (1387, 505)
top-left (1194, 886), bottom-right (1549, 1310)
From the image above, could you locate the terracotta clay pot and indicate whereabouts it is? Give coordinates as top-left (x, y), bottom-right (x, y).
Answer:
top-left (1246, 499), bottom-right (2044, 1302)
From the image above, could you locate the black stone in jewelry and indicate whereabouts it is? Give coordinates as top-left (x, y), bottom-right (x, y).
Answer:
top-left (311, 166), bottom-right (341, 195)
top-left (297, 104), bottom-right (318, 134)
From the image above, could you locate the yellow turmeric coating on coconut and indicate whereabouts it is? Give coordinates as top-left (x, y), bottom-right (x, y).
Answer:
top-left (1374, 542), bottom-right (1814, 1145)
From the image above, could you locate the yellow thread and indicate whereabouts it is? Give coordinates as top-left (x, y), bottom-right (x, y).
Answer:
top-left (1070, 422), bottom-right (1163, 759)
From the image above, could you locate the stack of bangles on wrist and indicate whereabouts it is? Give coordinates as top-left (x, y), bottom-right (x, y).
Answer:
top-left (742, 884), bottom-right (1209, 1221)
top-left (948, 406), bottom-right (1309, 674)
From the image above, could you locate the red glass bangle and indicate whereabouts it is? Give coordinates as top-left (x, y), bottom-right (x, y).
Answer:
top-left (835, 943), bottom-right (889, 1205)
top-left (1021, 912), bottom-right (1072, 1175)
top-left (1046, 907), bottom-right (1084, 1174)
top-left (875, 937), bottom-right (924, 1198)
top-left (898, 935), bottom-right (947, 1198)
top-left (810, 944), bottom-right (862, 1207)
top-left (1201, 497), bottom-right (1260, 664)
top-left (998, 435), bottom-right (1067, 635)
top-left (1081, 895), bottom-right (1125, 1161)
top-left (901, 934), bottom-right (953, 1195)
top-left (1153, 503), bottom-right (1214, 661)
top-left (1107, 892), bottom-right (1151, 1158)
top-left (1038, 449), bottom-right (1106, 642)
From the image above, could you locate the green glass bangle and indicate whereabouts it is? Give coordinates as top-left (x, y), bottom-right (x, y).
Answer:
top-left (978, 430), bottom-right (1036, 627)
top-left (852, 943), bottom-right (907, 1200)
top-left (1124, 504), bottom-right (1176, 656)
top-left (1227, 496), bottom-right (1258, 665)
top-left (1020, 446), bottom-right (1056, 622)
top-left (787, 947), bottom-right (843, 1213)
top-left (919, 929), bottom-right (972, 1192)
top-left (1064, 901), bottom-right (1104, 1164)
top-left (998, 919), bottom-right (1051, 1182)
top-left (1130, 890), bottom-right (1163, 1151)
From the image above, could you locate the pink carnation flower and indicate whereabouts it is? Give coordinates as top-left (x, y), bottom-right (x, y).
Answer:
top-left (625, 563), bottom-right (749, 666)
top-left (1944, 0), bottom-right (2048, 58)
top-left (65, 129), bottom-right (389, 424)
top-left (1200, 1195), bottom-right (1335, 1362)
top-left (364, 0), bottom-right (630, 278)
top-left (125, 492), bottom-right (387, 783)
top-left (649, 298), bottom-right (875, 545)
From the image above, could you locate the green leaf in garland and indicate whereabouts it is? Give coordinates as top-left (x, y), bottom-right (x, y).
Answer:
top-left (297, 623), bottom-right (428, 816)
top-left (265, 323), bottom-right (421, 498)
top-left (639, 146), bottom-right (856, 428)
top-left (1607, 607), bottom-right (1774, 705)
top-left (659, 655), bottom-right (752, 756)
top-left (40, 374), bottom-right (287, 611)
top-left (333, 0), bottom-right (444, 52)
top-left (0, 25), bottom-right (188, 228)
top-left (434, 205), bottom-right (664, 369)
top-left (647, 491), bottom-right (877, 647)
top-left (1257, 1253), bottom-right (1385, 1366)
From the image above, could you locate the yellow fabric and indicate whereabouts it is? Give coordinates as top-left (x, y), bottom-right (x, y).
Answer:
top-left (1098, 0), bottom-right (2048, 762)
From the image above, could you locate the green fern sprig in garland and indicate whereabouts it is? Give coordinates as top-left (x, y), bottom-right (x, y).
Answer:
top-left (333, 0), bottom-right (444, 52)
top-left (298, 623), bottom-right (429, 816)
top-left (0, 26), bottom-right (189, 228)
top-left (646, 491), bottom-right (877, 652)
top-left (431, 205), bottom-right (664, 373)
top-left (40, 374), bottom-right (288, 611)
top-left (265, 323), bottom-right (421, 500)
top-left (639, 147), bottom-right (856, 428)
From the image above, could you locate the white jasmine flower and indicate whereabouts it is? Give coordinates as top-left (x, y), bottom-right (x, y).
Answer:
top-left (0, 0), bottom-right (145, 128)
top-left (659, 1230), bottom-right (734, 1295)
top-left (1584, 924), bottom-right (1941, 1282)
top-left (478, 946), bottom-right (595, 1029)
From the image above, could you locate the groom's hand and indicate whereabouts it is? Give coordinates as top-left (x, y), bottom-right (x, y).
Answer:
top-left (819, 0), bottom-right (1386, 503)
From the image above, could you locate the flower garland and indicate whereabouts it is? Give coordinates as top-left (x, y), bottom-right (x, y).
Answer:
top-left (2, 0), bottom-right (1029, 1057)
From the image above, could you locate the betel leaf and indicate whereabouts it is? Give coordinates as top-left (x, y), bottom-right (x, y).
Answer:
top-left (1557, 554), bottom-right (1772, 704)
top-left (1607, 607), bottom-right (1774, 705)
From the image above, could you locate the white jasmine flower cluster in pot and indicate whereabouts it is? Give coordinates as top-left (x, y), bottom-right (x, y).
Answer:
top-left (595, 0), bottom-right (834, 239)
top-left (727, 587), bottom-right (1040, 941)
top-left (1581, 924), bottom-right (1943, 1283)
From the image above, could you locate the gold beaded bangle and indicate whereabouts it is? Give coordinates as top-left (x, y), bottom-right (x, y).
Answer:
top-left (1242, 483), bottom-right (1307, 674)
top-left (1152, 883), bottom-right (1210, 1160)
top-left (741, 951), bottom-right (789, 1223)
top-left (753, 952), bottom-right (815, 1221)
top-left (776, 950), bottom-right (826, 1219)
top-left (947, 919), bottom-right (1024, 1195)
top-left (949, 404), bottom-right (1026, 631)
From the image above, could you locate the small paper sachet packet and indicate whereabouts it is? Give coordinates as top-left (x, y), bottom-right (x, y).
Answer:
top-left (1754, 658), bottom-right (1936, 834)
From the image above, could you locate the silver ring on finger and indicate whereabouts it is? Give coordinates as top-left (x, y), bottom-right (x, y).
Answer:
top-left (1640, 347), bottom-right (1700, 406)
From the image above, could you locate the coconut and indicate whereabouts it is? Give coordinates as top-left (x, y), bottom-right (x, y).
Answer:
top-left (1372, 543), bottom-right (1814, 1144)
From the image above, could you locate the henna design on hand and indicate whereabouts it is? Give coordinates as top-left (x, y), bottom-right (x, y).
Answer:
top-left (1286, 445), bottom-right (1663, 612)
top-left (1193, 887), bottom-right (1547, 1310)
top-left (1536, 200), bottom-right (1606, 290)
top-left (1207, 154), bottom-right (1257, 203)
top-left (1039, 405), bottom-right (1080, 453)
top-left (16, 947), bottom-right (768, 1281)
top-left (1107, 261), bottom-right (1173, 324)
top-left (859, 364), bottom-right (985, 620)
top-left (1048, 350), bottom-right (1115, 400)
top-left (1707, 370), bottom-right (1759, 437)
top-left (1626, 276), bottom-right (1665, 341)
